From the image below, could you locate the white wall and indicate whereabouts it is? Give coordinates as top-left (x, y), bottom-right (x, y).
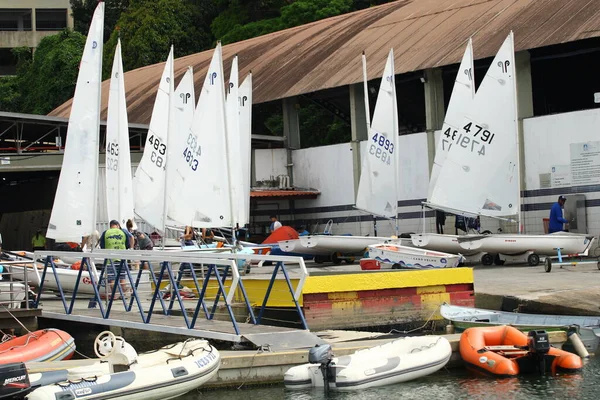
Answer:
top-left (523, 108), bottom-right (600, 190)
top-left (254, 149), bottom-right (287, 183)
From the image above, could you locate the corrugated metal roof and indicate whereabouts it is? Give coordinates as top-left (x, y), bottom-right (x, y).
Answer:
top-left (50, 0), bottom-right (600, 124)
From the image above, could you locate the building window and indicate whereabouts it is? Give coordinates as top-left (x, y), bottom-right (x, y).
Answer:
top-left (0, 9), bottom-right (32, 31)
top-left (35, 9), bottom-right (67, 31)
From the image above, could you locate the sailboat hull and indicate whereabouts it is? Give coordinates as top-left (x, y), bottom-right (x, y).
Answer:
top-left (457, 233), bottom-right (595, 256)
top-left (279, 235), bottom-right (410, 256)
top-left (367, 244), bottom-right (463, 269)
top-left (410, 233), bottom-right (483, 256)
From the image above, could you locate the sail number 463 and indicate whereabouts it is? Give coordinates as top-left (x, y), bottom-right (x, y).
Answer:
top-left (369, 133), bottom-right (394, 165)
top-left (183, 133), bottom-right (201, 171)
top-left (106, 142), bottom-right (119, 171)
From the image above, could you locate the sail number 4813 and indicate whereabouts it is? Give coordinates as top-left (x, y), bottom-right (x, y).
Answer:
top-left (369, 133), bottom-right (394, 165)
top-left (183, 133), bottom-right (201, 171)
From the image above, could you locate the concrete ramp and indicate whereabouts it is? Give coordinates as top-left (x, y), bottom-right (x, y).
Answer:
top-left (242, 330), bottom-right (326, 351)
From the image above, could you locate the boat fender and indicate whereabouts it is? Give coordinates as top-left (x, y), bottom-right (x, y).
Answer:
top-left (567, 327), bottom-right (590, 359)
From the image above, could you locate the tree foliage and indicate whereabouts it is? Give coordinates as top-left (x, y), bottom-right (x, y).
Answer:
top-left (0, 31), bottom-right (85, 114)
top-left (70, 0), bottom-right (130, 43)
top-left (103, 0), bottom-right (212, 76)
top-left (219, 0), bottom-right (353, 44)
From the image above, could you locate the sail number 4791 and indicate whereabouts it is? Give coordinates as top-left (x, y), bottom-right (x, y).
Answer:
top-left (441, 122), bottom-right (495, 156)
top-left (183, 133), bottom-right (201, 171)
top-left (369, 133), bottom-right (394, 165)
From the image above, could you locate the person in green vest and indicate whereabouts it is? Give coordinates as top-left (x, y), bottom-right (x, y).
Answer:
top-left (31, 229), bottom-right (46, 251)
top-left (99, 220), bottom-right (128, 299)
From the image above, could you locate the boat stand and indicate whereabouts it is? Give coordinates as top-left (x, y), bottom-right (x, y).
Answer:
top-left (543, 247), bottom-right (600, 272)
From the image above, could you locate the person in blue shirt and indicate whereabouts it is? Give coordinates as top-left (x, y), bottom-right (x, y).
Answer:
top-left (548, 195), bottom-right (569, 233)
top-left (296, 226), bottom-right (309, 236)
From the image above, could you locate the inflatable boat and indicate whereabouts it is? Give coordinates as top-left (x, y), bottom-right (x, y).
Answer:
top-left (0, 329), bottom-right (74, 363)
top-left (284, 336), bottom-right (451, 390)
top-left (367, 243), bottom-right (463, 269)
top-left (459, 326), bottom-right (582, 376)
top-left (27, 331), bottom-right (220, 400)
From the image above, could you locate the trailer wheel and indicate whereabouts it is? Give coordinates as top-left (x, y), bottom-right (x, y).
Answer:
top-left (314, 256), bottom-right (325, 264)
top-left (544, 257), bottom-right (552, 273)
top-left (481, 253), bottom-right (494, 266)
top-left (528, 253), bottom-right (540, 267)
top-left (597, 261), bottom-right (600, 270)
top-left (344, 257), bottom-right (355, 264)
top-left (392, 263), bottom-right (402, 269)
top-left (332, 252), bottom-right (342, 265)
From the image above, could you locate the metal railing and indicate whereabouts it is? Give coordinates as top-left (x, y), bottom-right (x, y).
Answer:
top-left (29, 249), bottom-right (310, 334)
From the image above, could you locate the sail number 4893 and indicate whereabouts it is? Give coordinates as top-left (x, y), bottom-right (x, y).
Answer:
top-left (183, 133), bottom-right (201, 171)
top-left (369, 133), bottom-right (394, 165)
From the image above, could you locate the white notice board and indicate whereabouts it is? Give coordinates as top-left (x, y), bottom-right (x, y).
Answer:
top-left (570, 141), bottom-right (600, 185)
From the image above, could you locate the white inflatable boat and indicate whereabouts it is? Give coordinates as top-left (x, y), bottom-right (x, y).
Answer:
top-left (410, 233), bottom-right (484, 257)
top-left (27, 331), bottom-right (220, 400)
top-left (367, 243), bottom-right (463, 269)
top-left (284, 336), bottom-right (451, 390)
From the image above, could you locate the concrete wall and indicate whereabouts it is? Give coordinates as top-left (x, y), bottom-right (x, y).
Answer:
top-left (254, 109), bottom-right (600, 242)
top-left (0, 0), bottom-right (73, 49)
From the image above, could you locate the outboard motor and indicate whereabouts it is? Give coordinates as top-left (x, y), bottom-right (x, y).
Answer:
top-left (308, 344), bottom-right (333, 393)
top-left (527, 330), bottom-right (551, 375)
top-left (0, 362), bottom-right (31, 399)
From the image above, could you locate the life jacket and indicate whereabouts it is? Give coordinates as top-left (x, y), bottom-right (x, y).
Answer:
top-left (103, 228), bottom-right (126, 250)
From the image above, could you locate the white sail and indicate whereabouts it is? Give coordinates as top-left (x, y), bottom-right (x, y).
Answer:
top-left (238, 73), bottom-right (253, 227)
top-left (133, 47), bottom-right (174, 229)
top-left (164, 66), bottom-right (196, 227)
top-left (428, 39), bottom-right (475, 201)
top-left (225, 56), bottom-right (243, 226)
top-left (168, 43), bottom-right (232, 228)
top-left (355, 49), bottom-right (398, 219)
top-left (47, 2), bottom-right (104, 242)
top-left (430, 32), bottom-right (518, 218)
top-left (105, 38), bottom-right (134, 227)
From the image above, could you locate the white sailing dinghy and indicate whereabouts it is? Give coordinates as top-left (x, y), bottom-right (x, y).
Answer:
top-left (278, 51), bottom-right (410, 263)
top-left (239, 72), bottom-right (253, 228)
top-left (30, 3), bottom-right (110, 294)
top-left (411, 39), bottom-right (483, 258)
top-left (105, 38), bottom-right (134, 227)
top-left (427, 32), bottom-right (593, 264)
top-left (19, 11), bottom-right (150, 294)
top-left (133, 47), bottom-right (174, 231)
top-left (354, 49), bottom-right (462, 269)
top-left (167, 43), bottom-right (234, 231)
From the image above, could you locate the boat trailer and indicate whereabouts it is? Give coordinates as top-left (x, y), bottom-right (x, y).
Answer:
top-left (544, 247), bottom-right (600, 273)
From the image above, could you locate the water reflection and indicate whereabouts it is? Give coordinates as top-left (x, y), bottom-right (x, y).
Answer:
top-left (181, 357), bottom-right (600, 400)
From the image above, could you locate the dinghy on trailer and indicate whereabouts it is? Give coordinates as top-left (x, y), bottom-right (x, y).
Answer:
top-left (414, 39), bottom-right (479, 256)
top-left (422, 32), bottom-right (592, 263)
top-left (284, 336), bottom-right (451, 390)
top-left (367, 243), bottom-right (463, 269)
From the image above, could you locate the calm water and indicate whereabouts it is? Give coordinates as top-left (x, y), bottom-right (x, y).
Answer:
top-left (180, 356), bottom-right (600, 400)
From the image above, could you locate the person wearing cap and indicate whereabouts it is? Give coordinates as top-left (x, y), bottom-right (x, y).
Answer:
top-left (548, 195), bottom-right (569, 233)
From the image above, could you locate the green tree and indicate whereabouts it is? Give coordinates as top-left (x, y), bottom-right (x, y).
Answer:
top-left (103, 0), bottom-right (212, 76)
top-left (5, 31), bottom-right (86, 115)
top-left (70, 0), bottom-right (130, 43)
